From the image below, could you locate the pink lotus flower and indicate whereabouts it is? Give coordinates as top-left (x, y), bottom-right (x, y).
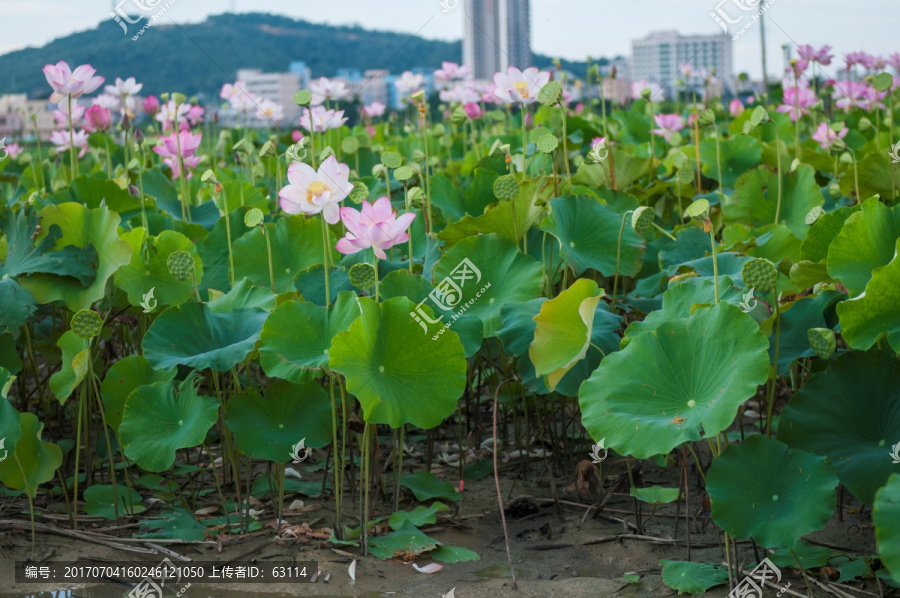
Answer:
top-left (93, 93), bottom-right (121, 112)
top-left (777, 83), bottom-right (817, 121)
top-left (279, 155), bottom-right (354, 224)
top-left (309, 77), bottom-right (350, 105)
top-left (729, 98), bottom-right (745, 117)
top-left (440, 82), bottom-right (481, 104)
top-left (798, 45), bottom-right (833, 66)
top-left (153, 130), bottom-right (203, 179)
top-left (105, 76), bottom-right (143, 98)
top-left (186, 105), bottom-right (205, 127)
top-left (5, 142), bottom-right (24, 160)
top-left (365, 125), bottom-right (376, 139)
top-left (156, 99), bottom-right (190, 129)
top-left (49, 129), bottom-right (89, 158)
top-left (291, 130), bottom-right (304, 143)
top-left (42, 61), bottom-right (104, 104)
top-left (844, 52), bottom-right (869, 71)
top-left (300, 105), bottom-right (347, 133)
top-left (434, 61), bottom-right (471, 82)
top-left (651, 114), bottom-right (685, 143)
top-left (54, 100), bottom-right (84, 129)
top-left (361, 102), bottom-right (386, 119)
top-left (255, 99), bottom-right (284, 124)
top-left (335, 197), bottom-right (416, 260)
top-left (680, 64), bottom-right (695, 78)
top-left (143, 95), bottom-right (160, 115)
top-left (887, 53), bottom-right (900, 74)
top-left (493, 66), bottom-right (551, 104)
top-left (631, 80), bottom-right (664, 101)
top-left (833, 81), bottom-right (883, 112)
top-left (811, 121), bottom-right (848, 151)
top-left (463, 102), bottom-right (483, 120)
top-left (83, 105), bottom-right (112, 132)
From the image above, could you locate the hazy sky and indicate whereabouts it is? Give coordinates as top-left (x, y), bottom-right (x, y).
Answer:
top-left (1, 0), bottom-right (898, 80)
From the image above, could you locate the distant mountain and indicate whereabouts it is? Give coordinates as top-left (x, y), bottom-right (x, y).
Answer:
top-left (0, 12), bottom-right (589, 99)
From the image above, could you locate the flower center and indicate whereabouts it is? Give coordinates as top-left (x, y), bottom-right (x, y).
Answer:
top-left (307, 180), bottom-right (329, 202)
top-left (514, 81), bottom-right (529, 98)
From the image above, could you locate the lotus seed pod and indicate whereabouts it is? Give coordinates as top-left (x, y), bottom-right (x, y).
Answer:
top-left (167, 250), bottom-right (195, 281)
top-left (451, 105), bottom-right (468, 126)
top-left (828, 182), bottom-right (842, 201)
top-left (393, 166), bottom-right (415, 182)
top-left (805, 206), bottom-right (824, 225)
top-left (808, 328), bottom-right (836, 359)
top-left (741, 258), bottom-right (778, 292)
top-left (538, 81), bottom-right (562, 106)
top-left (631, 206), bottom-right (655, 234)
top-left (685, 198), bottom-right (709, 219)
top-left (244, 208), bottom-right (264, 228)
top-left (349, 263), bottom-right (377, 290)
top-left (381, 151), bottom-right (403, 169)
top-left (341, 136), bottom-right (360, 155)
top-left (858, 117), bottom-right (872, 132)
top-left (407, 186), bottom-right (425, 204)
top-left (71, 309), bottom-right (103, 339)
top-left (677, 162), bottom-right (695, 184)
top-left (293, 90), bottom-right (312, 107)
top-left (349, 181), bottom-right (369, 204)
top-left (493, 175), bottom-right (519, 200)
top-left (536, 135), bottom-right (559, 154)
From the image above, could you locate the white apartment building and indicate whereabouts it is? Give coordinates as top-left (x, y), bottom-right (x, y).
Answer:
top-left (631, 31), bottom-right (734, 98)
top-left (233, 68), bottom-right (302, 126)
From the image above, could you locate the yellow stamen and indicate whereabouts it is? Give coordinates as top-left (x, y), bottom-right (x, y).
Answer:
top-left (514, 81), bottom-right (529, 98)
top-left (307, 180), bottom-right (328, 203)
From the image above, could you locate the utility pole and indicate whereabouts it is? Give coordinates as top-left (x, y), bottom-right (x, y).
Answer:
top-left (759, 16), bottom-right (769, 97)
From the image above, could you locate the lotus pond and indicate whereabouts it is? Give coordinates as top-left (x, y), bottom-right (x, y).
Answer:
top-left (1, 56), bottom-right (900, 598)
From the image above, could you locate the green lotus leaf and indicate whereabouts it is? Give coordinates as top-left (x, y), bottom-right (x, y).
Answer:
top-left (838, 239), bottom-right (900, 352)
top-left (20, 203), bottom-right (131, 311)
top-left (400, 471), bottom-right (459, 502)
top-left (827, 197), bottom-right (898, 298)
top-left (142, 303), bottom-right (267, 372)
top-left (0, 396), bottom-right (22, 467)
top-left (800, 204), bottom-right (859, 263)
top-left (196, 207), bottom-right (251, 293)
top-left (769, 540), bottom-right (834, 570)
top-left (727, 164), bottom-right (823, 238)
top-left (699, 135), bottom-right (762, 188)
top-left (659, 560), bottom-right (728, 594)
top-left (841, 152), bottom-right (896, 201)
top-left (65, 175), bottom-right (144, 215)
top-left (767, 291), bottom-right (843, 375)
top-left (670, 253), bottom-right (752, 288)
top-left (368, 519), bottom-right (439, 560)
top-left (84, 484), bottom-right (145, 519)
top-left (100, 355), bottom-right (177, 432)
top-left (432, 234), bottom-right (542, 338)
top-left (329, 297), bottom-right (466, 429)
top-left (624, 276), bottom-right (744, 338)
top-left (438, 177), bottom-right (550, 248)
top-left (137, 508), bottom-right (207, 542)
top-left (707, 434), bottom-right (838, 548)
top-left (579, 303), bottom-right (770, 458)
top-left (119, 373), bottom-right (220, 472)
top-left (777, 351), bottom-right (900, 504)
top-left (0, 277), bottom-right (37, 335)
top-left (48, 331), bottom-right (90, 403)
top-left (379, 269), bottom-right (433, 303)
top-left (630, 485), bottom-right (680, 505)
top-left (207, 277), bottom-right (276, 313)
top-left (224, 380), bottom-right (333, 463)
top-left (499, 298), bottom-right (621, 397)
top-left (388, 501), bottom-right (449, 530)
top-left (573, 149), bottom-right (651, 190)
top-left (294, 264), bottom-right (354, 306)
top-left (115, 229), bottom-right (203, 309)
top-left (259, 292), bottom-right (360, 383)
top-left (233, 214), bottom-right (337, 293)
top-left (530, 278), bottom-right (603, 391)
top-left (541, 196), bottom-right (644, 277)
top-left (874, 473), bottom-right (900, 580)
top-left (0, 412), bottom-right (63, 497)
top-left (217, 180), bottom-right (268, 214)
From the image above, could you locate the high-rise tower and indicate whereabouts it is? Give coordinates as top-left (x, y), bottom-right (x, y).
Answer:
top-left (463, 0), bottom-right (532, 80)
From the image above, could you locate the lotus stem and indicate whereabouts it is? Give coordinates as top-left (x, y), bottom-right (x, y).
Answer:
top-left (559, 101), bottom-right (572, 196)
top-left (14, 454), bottom-right (36, 553)
top-left (709, 220), bottom-right (720, 304)
top-left (328, 374), bottom-right (343, 535)
top-left (221, 187), bottom-right (235, 286)
top-left (775, 128), bottom-right (783, 225)
top-left (361, 421), bottom-right (372, 556)
top-left (68, 96), bottom-right (77, 183)
top-left (262, 224), bottom-right (276, 294)
top-left (321, 214), bottom-right (331, 306)
top-left (612, 210), bottom-right (633, 303)
top-left (72, 381), bottom-right (85, 529)
top-left (766, 290), bottom-right (781, 437)
top-left (492, 378), bottom-right (517, 590)
top-left (652, 222), bottom-right (677, 241)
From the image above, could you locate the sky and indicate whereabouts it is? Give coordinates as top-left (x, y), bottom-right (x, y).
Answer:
top-left (0, 0), bottom-right (899, 80)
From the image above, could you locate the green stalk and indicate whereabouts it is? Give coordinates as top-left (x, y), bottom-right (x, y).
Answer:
top-left (612, 211), bottom-right (633, 303)
top-left (321, 214), bottom-right (331, 307)
top-left (774, 128), bottom-right (783, 225)
top-left (559, 101), bottom-right (572, 195)
top-left (68, 96), bottom-right (77, 183)
top-left (262, 224), bottom-right (276, 294)
top-left (766, 291), bottom-right (781, 437)
top-left (360, 422), bottom-right (372, 556)
top-left (329, 374), bottom-right (342, 535)
top-left (709, 221), bottom-right (720, 304)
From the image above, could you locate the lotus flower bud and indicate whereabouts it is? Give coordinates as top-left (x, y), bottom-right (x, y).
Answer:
top-left (828, 182), bottom-right (842, 200)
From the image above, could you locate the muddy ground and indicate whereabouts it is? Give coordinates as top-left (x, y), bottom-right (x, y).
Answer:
top-left (0, 448), bottom-right (882, 598)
